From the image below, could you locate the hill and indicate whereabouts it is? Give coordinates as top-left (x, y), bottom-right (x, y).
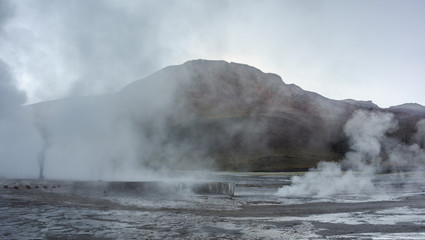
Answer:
top-left (29, 60), bottom-right (425, 172)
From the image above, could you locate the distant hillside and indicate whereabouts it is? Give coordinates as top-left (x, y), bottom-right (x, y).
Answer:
top-left (388, 103), bottom-right (425, 116)
top-left (341, 99), bottom-right (379, 109)
top-left (29, 60), bottom-right (425, 172)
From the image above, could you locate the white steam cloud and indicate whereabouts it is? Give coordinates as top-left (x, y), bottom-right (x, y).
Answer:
top-left (342, 110), bottom-right (397, 171)
top-left (0, 0), bottom-right (42, 178)
top-left (0, 59), bottom-right (42, 178)
top-left (25, 64), bottom-right (216, 181)
top-left (415, 119), bottom-right (425, 149)
top-left (278, 110), bottom-right (425, 198)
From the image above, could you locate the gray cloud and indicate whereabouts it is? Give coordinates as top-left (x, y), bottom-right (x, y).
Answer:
top-left (0, 0), bottom-right (25, 113)
top-left (0, 0), bottom-right (14, 32)
top-left (0, 60), bottom-right (26, 114)
top-left (1, 0), bottom-right (231, 103)
top-left (0, 0), bottom-right (424, 107)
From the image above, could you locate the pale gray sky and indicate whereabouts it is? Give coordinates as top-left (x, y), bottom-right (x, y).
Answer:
top-left (1, 0), bottom-right (425, 107)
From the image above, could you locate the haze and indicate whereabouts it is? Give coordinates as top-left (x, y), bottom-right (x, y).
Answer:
top-left (0, 0), bottom-right (424, 108)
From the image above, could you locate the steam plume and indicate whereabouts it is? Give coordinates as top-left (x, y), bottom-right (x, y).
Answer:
top-left (278, 110), bottom-right (425, 198)
top-left (0, 59), bottom-right (42, 178)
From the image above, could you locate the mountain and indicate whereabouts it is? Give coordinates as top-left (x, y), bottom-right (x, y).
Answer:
top-left (388, 103), bottom-right (425, 116)
top-left (341, 99), bottom-right (379, 109)
top-left (29, 60), bottom-right (425, 172)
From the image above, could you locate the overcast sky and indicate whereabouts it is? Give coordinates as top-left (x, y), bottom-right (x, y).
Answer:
top-left (1, 0), bottom-right (425, 108)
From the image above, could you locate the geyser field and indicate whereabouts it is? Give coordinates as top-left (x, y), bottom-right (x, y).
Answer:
top-left (1, 60), bottom-right (425, 239)
top-left (1, 172), bottom-right (425, 239)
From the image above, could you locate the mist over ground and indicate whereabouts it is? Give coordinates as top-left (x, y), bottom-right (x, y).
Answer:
top-left (1, 59), bottom-right (425, 183)
top-left (1, 2), bottom-right (425, 239)
top-left (0, 1), bottom-right (424, 190)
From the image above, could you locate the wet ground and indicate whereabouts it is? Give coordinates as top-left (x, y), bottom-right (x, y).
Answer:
top-left (1, 172), bottom-right (425, 239)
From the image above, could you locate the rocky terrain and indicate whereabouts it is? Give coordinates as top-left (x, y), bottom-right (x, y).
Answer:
top-left (29, 60), bottom-right (425, 172)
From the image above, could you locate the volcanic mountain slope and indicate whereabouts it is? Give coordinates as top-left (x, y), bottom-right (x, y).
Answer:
top-left (30, 60), bottom-right (425, 171)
